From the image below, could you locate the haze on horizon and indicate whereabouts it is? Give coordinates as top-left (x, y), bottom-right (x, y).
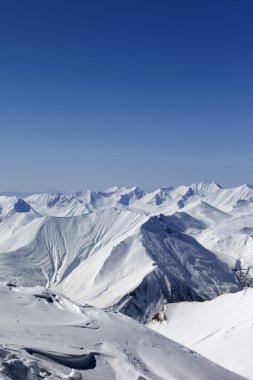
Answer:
top-left (0, 0), bottom-right (252, 192)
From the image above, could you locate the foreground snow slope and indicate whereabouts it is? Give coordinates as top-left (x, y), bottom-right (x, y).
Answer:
top-left (149, 289), bottom-right (253, 379)
top-left (0, 283), bottom-right (245, 380)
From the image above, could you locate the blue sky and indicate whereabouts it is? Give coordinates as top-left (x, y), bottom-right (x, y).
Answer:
top-left (0, 0), bottom-right (252, 191)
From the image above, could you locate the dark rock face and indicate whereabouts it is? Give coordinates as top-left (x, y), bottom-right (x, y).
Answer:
top-left (112, 268), bottom-right (203, 323)
top-left (111, 215), bottom-right (241, 323)
top-left (14, 199), bottom-right (31, 213)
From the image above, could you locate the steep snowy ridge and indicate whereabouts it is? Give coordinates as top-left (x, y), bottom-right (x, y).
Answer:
top-left (0, 195), bottom-right (36, 219)
top-left (176, 181), bottom-right (221, 209)
top-left (25, 193), bottom-right (90, 217)
top-left (181, 182), bottom-right (253, 212)
top-left (0, 207), bottom-right (148, 287)
top-left (112, 214), bottom-right (240, 322)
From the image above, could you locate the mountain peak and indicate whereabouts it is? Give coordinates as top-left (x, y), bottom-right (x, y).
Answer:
top-left (190, 180), bottom-right (222, 192)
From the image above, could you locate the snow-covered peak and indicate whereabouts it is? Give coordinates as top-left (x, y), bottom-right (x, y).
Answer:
top-left (0, 195), bottom-right (36, 220)
top-left (25, 192), bottom-right (89, 217)
top-left (188, 180), bottom-right (222, 195)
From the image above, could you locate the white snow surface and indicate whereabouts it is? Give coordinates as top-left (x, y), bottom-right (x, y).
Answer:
top-left (0, 181), bottom-right (252, 322)
top-left (0, 181), bottom-right (253, 378)
top-left (149, 288), bottom-right (253, 379)
top-left (0, 283), bottom-right (245, 380)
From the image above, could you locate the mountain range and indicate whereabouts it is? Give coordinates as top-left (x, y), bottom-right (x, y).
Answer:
top-left (0, 181), bottom-right (252, 379)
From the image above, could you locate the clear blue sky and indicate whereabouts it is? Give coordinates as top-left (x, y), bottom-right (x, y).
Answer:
top-left (0, 0), bottom-right (252, 191)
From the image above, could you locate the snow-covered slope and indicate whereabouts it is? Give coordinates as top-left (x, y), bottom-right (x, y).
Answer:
top-left (175, 182), bottom-right (253, 212)
top-left (0, 181), bottom-right (252, 322)
top-left (0, 182), bottom-right (252, 378)
top-left (25, 193), bottom-right (90, 217)
top-left (0, 283), bottom-right (245, 380)
top-left (0, 201), bottom-right (241, 322)
top-left (58, 214), bottom-right (239, 323)
top-left (0, 207), bottom-right (148, 286)
top-left (149, 288), bottom-right (253, 379)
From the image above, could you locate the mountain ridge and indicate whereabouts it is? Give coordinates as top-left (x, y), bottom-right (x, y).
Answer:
top-left (0, 181), bottom-right (251, 322)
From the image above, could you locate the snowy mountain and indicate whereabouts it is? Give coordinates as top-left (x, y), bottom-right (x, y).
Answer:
top-left (0, 182), bottom-right (252, 322)
top-left (0, 181), bottom-right (253, 378)
top-left (0, 282), bottom-right (245, 380)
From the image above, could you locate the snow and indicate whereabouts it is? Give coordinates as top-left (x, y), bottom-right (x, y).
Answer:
top-left (0, 182), bottom-right (252, 321)
top-left (0, 283), bottom-right (244, 380)
top-left (60, 215), bottom-right (239, 319)
top-left (149, 288), bottom-right (253, 379)
top-left (0, 181), bottom-right (253, 377)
